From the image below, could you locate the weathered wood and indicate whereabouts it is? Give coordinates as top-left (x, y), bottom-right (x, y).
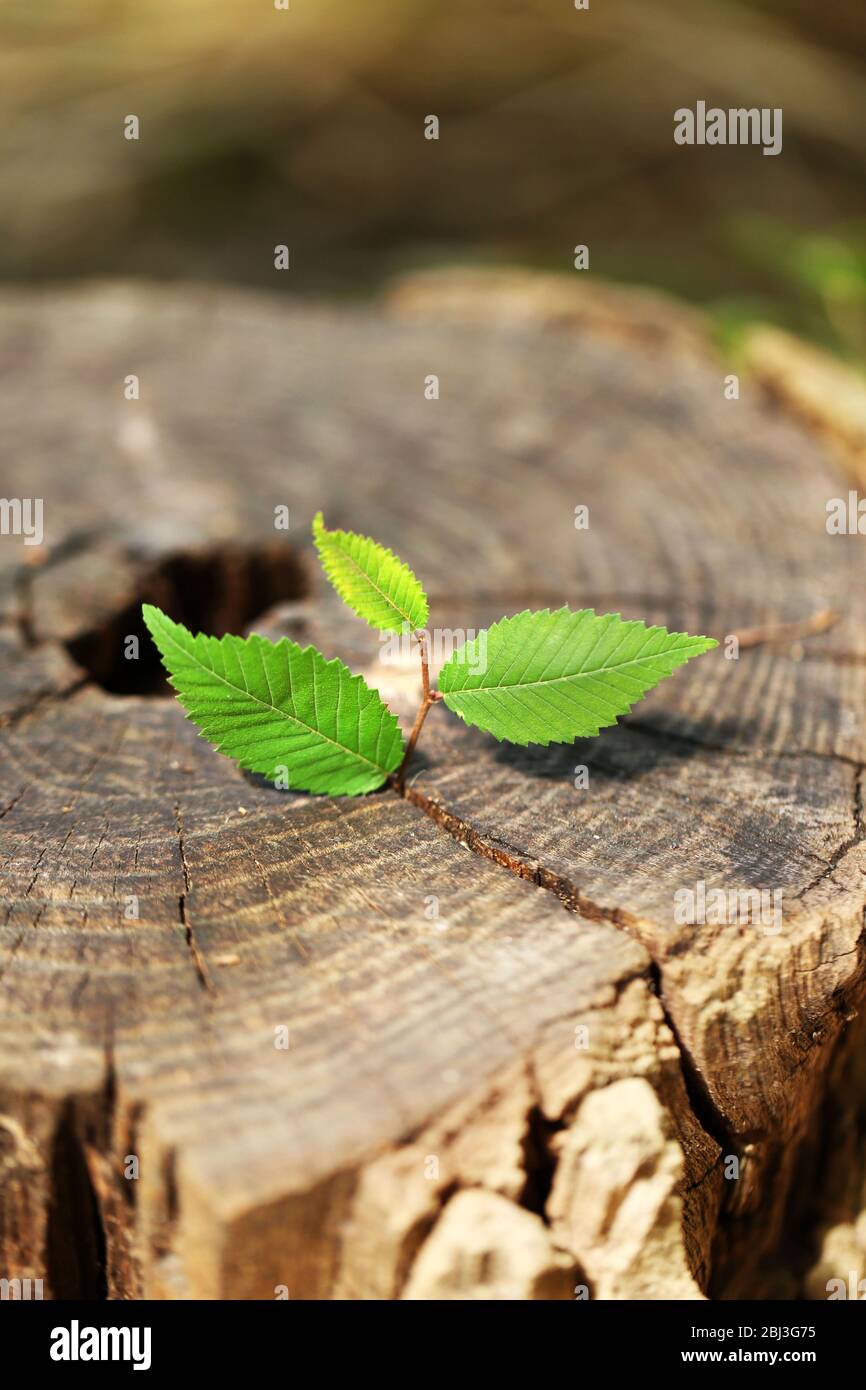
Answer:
top-left (1, 272), bottom-right (864, 1299)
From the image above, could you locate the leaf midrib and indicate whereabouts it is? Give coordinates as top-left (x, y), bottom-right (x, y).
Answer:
top-left (158, 621), bottom-right (391, 775)
top-left (326, 533), bottom-right (418, 628)
top-left (446, 646), bottom-right (701, 694)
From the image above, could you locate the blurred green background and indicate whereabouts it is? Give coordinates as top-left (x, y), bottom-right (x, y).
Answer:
top-left (2, 0), bottom-right (864, 361)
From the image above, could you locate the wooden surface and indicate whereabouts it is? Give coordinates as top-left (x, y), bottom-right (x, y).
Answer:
top-left (1, 270), bottom-right (864, 1299)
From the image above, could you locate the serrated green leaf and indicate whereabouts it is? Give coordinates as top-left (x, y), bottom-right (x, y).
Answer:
top-left (312, 511), bottom-right (429, 634)
top-left (438, 607), bottom-right (717, 746)
top-left (143, 604), bottom-right (404, 795)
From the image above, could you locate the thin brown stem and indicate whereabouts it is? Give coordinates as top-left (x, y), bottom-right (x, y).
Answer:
top-left (731, 608), bottom-right (839, 650)
top-left (393, 693), bottom-right (434, 793)
top-left (417, 629), bottom-right (430, 699)
top-left (392, 630), bottom-right (440, 794)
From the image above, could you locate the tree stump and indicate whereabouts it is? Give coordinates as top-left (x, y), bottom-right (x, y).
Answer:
top-left (1, 270), bottom-right (864, 1300)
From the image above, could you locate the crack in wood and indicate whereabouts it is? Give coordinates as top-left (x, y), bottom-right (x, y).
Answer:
top-left (174, 803), bottom-right (213, 994)
top-left (792, 771), bottom-right (865, 901)
top-left (0, 674), bottom-right (90, 731)
top-left (402, 780), bottom-right (736, 1169)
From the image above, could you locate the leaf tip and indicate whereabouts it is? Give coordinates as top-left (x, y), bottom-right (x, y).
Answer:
top-left (141, 602), bottom-right (163, 632)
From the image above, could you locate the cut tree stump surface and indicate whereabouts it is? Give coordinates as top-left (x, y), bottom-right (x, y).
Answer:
top-left (1, 270), bottom-right (864, 1299)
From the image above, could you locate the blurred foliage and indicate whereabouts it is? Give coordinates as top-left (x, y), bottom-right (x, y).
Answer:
top-left (1, 0), bottom-right (865, 363)
top-left (713, 219), bottom-right (866, 366)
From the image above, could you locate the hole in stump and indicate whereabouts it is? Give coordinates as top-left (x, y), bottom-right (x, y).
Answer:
top-left (66, 542), bottom-right (310, 695)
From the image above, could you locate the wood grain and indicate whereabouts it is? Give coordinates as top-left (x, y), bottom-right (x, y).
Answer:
top-left (0, 272), bottom-right (864, 1299)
